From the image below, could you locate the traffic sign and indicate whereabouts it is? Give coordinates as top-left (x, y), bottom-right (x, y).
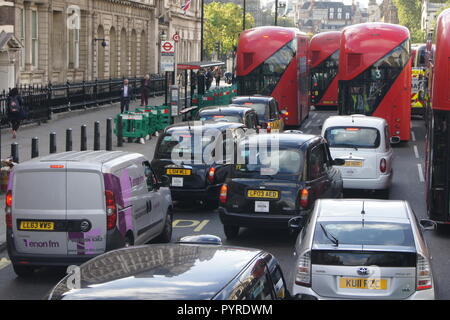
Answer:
top-left (160, 40), bottom-right (175, 72)
top-left (161, 41), bottom-right (175, 54)
top-left (173, 33), bottom-right (180, 43)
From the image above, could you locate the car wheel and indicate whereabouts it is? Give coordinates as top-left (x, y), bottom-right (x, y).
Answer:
top-left (12, 264), bottom-right (35, 278)
top-left (155, 210), bottom-right (173, 243)
top-left (223, 225), bottom-right (240, 239)
top-left (124, 232), bottom-right (134, 247)
top-left (204, 199), bottom-right (219, 210)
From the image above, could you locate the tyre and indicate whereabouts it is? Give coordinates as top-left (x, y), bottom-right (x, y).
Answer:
top-left (223, 225), bottom-right (240, 239)
top-left (12, 264), bottom-right (35, 278)
top-left (124, 232), bottom-right (134, 247)
top-left (204, 199), bottom-right (219, 210)
top-left (155, 211), bottom-right (173, 243)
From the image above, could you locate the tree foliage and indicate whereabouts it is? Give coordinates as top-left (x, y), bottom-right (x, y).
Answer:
top-left (204, 2), bottom-right (255, 57)
top-left (430, 1), bottom-right (450, 36)
top-left (392, 0), bottom-right (425, 43)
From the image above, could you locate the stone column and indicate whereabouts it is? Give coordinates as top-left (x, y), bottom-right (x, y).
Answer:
top-left (37, 3), bottom-right (50, 83)
top-left (23, 2), bottom-right (32, 72)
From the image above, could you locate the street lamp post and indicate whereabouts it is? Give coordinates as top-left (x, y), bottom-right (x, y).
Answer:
top-left (243, 0), bottom-right (246, 31)
top-left (201, 0), bottom-right (204, 60)
top-left (275, 0), bottom-right (278, 26)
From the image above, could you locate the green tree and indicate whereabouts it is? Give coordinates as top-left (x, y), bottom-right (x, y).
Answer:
top-left (204, 2), bottom-right (255, 58)
top-left (430, 2), bottom-right (450, 37)
top-left (393, 0), bottom-right (425, 43)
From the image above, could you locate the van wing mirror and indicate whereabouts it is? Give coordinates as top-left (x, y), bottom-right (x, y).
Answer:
top-left (419, 219), bottom-right (437, 231)
top-left (390, 136), bottom-right (401, 144)
top-left (288, 216), bottom-right (303, 232)
top-left (332, 158), bottom-right (346, 166)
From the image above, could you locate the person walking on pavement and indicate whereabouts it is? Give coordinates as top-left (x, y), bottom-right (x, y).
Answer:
top-left (214, 67), bottom-right (222, 87)
top-left (7, 88), bottom-right (26, 139)
top-left (120, 79), bottom-right (133, 113)
top-left (205, 68), bottom-right (213, 91)
top-left (197, 70), bottom-right (206, 95)
top-left (141, 74), bottom-right (150, 106)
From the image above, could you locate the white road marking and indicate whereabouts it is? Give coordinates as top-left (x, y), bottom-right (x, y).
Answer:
top-left (414, 145), bottom-right (420, 159)
top-left (0, 258), bottom-right (11, 271)
top-left (417, 164), bottom-right (425, 183)
top-left (411, 131), bottom-right (416, 142)
top-left (304, 121), bottom-right (311, 129)
top-left (312, 113), bottom-right (317, 119)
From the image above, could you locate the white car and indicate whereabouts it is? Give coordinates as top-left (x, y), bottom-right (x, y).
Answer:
top-left (288, 199), bottom-right (436, 300)
top-left (321, 115), bottom-right (393, 198)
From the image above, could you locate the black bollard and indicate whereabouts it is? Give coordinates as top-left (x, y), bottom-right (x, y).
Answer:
top-left (31, 137), bottom-right (39, 158)
top-left (106, 118), bottom-right (113, 151)
top-left (66, 128), bottom-right (73, 152)
top-left (94, 121), bottom-right (100, 151)
top-left (81, 125), bottom-right (87, 151)
top-left (117, 115), bottom-right (123, 147)
top-left (49, 132), bottom-right (57, 154)
top-left (11, 142), bottom-right (19, 163)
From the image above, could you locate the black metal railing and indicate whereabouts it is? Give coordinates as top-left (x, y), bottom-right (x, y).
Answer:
top-left (0, 75), bottom-right (167, 128)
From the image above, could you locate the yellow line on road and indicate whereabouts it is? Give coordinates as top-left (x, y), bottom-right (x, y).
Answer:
top-left (0, 258), bottom-right (11, 271)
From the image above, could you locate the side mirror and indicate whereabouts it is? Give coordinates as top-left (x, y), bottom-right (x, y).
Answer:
top-left (420, 219), bottom-right (437, 231)
top-left (332, 158), bottom-right (346, 166)
top-left (390, 136), bottom-right (401, 144)
top-left (288, 216), bottom-right (303, 232)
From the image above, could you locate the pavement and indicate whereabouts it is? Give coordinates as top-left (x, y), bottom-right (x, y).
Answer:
top-left (0, 95), bottom-right (165, 252)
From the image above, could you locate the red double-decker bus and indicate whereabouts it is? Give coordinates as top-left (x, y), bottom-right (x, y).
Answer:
top-left (310, 31), bottom-right (340, 109)
top-left (338, 23), bottom-right (412, 142)
top-left (425, 8), bottom-right (450, 225)
top-left (235, 26), bottom-right (310, 127)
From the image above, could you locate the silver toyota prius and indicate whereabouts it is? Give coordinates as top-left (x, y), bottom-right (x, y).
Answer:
top-left (288, 199), bottom-right (436, 300)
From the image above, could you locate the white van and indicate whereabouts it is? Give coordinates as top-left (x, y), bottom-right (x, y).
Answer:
top-left (5, 151), bottom-right (173, 277)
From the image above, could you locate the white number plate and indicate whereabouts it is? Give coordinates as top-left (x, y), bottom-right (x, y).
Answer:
top-left (171, 177), bottom-right (183, 187)
top-left (255, 201), bottom-right (270, 213)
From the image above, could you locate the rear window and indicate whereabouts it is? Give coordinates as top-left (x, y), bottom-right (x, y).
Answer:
top-left (313, 221), bottom-right (415, 247)
top-left (67, 172), bottom-right (103, 210)
top-left (324, 126), bottom-right (380, 149)
top-left (156, 131), bottom-right (216, 160)
top-left (236, 103), bottom-right (268, 120)
top-left (232, 148), bottom-right (304, 179)
top-left (311, 250), bottom-right (416, 267)
top-left (14, 171), bottom-right (66, 210)
top-left (199, 114), bottom-right (242, 123)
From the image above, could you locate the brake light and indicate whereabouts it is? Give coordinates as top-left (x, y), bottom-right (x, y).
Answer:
top-left (219, 184), bottom-right (228, 204)
top-left (299, 189), bottom-right (309, 209)
top-left (5, 190), bottom-right (12, 229)
top-left (105, 190), bottom-right (117, 230)
top-left (50, 165), bottom-right (64, 168)
top-left (267, 125), bottom-right (271, 133)
top-left (208, 167), bottom-right (216, 184)
top-left (295, 251), bottom-right (311, 287)
top-left (380, 158), bottom-right (387, 173)
top-left (416, 254), bottom-right (433, 291)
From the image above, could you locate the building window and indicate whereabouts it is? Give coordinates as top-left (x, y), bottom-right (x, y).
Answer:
top-left (20, 8), bottom-right (25, 68)
top-left (68, 29), bottom-right (80, 69)
top-left (31, 10), bottom-right (38, 68)
top-left (346, 12), bottom-right (350, 20)
top-left (338, 13), bottom-right (342, 19)
top-left (338, 7), bottom-right (342, 13)
top-left (329, 8), bottom-right (334, 19)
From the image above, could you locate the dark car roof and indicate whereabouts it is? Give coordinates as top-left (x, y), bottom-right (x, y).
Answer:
top-left (50, 244), bottom-right (263, 300)
top-left (232, 96), bottom-right (274, 104)
top-left (241, 133), bottom-right (320, 149)
top-left (165, 121), bottom-right (245, 134)
top-left (198, 105), bottom-right (254, 117)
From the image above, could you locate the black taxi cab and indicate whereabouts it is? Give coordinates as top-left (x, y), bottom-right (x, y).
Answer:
top-left (47, 235), bottom-right (291, 300)
top-left (195, 105), bottom-right (259, 130)
top-left (218, 133), bottom-right (344, 239)
top-left (232, 96), bottom-right (284, 132)
top-left (151, 121), bottom-right (247, 209)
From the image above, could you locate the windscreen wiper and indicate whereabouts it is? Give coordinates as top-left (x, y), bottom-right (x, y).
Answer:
top-left (320, 223), bottom-right (339, 247)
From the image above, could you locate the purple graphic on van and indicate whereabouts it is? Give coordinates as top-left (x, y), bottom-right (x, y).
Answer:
top-left (7, 170), bottom-right (14, 191)
top-left (68, 228), bottom-right (103, 255)
top-left (103, 171), bottom-right (133, 237)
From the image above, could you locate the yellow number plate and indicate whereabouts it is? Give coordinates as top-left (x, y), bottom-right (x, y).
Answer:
top-left (19, 221), bottom-right (55, 231)
top-left (344, 160), bottom-right (363, 167)
top-left (247, 190), bottom-right (279, 199)
top-left (339, 278), bottom-right (388, 290)
top-left (166, 168), bottom-right (191, 176)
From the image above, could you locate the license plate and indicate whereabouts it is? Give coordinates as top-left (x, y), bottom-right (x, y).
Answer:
top-left (166, 168), bottom-right (191, 176)
top-left (344, 160), bottom-right (363, 167)
top-left (247, 190), bottom-right (279, 199)
top-left (19, 221), bottom-right (55, 231)
top-left (255, 201), bottom-right (270, 213)
top-left (171, 177), bottom-right (184, 187)
top-left (339, 277), bottom-right (388, 290)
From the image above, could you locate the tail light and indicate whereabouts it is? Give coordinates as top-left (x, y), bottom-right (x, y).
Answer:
top-left (380, 158), bottom-right (387, 173)
top-left (105, 190), bottom-right (117, 230)
top-left (299, 189), bottom-right (309, 209)
top-left (219, 184), bottom-right (228, 204)
top-left (295, 251), bottom-right (311, 287)
top-left (5, 190), bottom-right (12, 229)
top-left (416, 254), bottom-right (433, 291)
top-left (208, 167), bottom-right (216, 184)
top-left (267, 125), bottom-right (271, 133)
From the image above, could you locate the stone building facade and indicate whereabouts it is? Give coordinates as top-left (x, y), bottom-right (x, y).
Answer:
top-left (0, 0), bottom-right (201, 88)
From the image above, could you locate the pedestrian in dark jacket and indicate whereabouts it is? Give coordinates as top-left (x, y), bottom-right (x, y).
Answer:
top-left (141, 74), bottom-right (150, 106)
top-left (7, 88), bottom-right (26, 139)
top-left (197, 70), bottom-right (205, 95)
top-left (120, 79), bottom-right (133, 113)
top-left (205, 68), bottom-right (213, 91)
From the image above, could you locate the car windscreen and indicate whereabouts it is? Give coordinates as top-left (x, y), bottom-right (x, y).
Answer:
top-left (156, 131), bottom-right (216, 160)
top-left (232, 148), bottom-right (304, 179)
top-left (199, 114), bottom-right (242, 123)
top-left (238, 103), bottom-right (268, 121)
top-left (324, 127), bottom-right (381, 149)
top-left (313, 221), bottom-right (415, 247)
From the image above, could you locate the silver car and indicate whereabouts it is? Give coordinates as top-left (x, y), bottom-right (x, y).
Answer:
top-left (288, 199), bottom-right (436, 300)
